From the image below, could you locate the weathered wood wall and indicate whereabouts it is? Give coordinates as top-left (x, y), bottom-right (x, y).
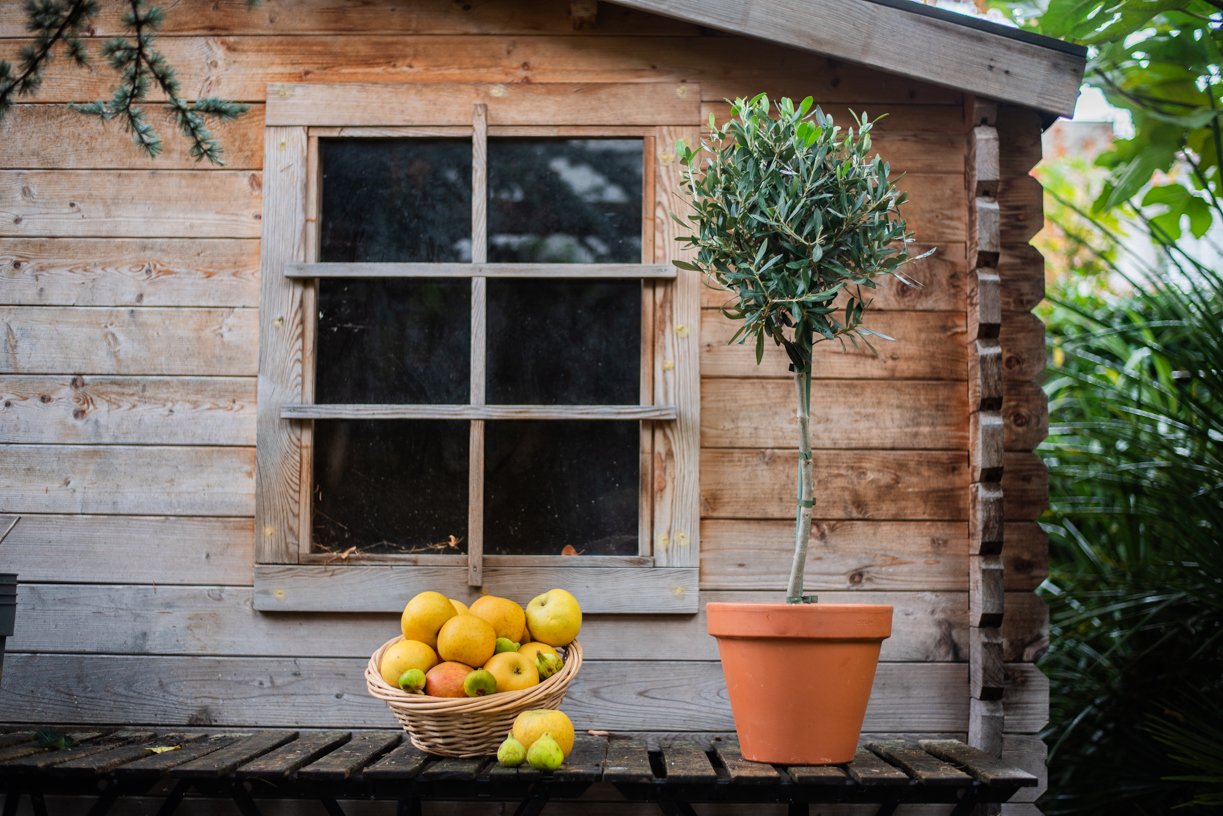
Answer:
top-left (0, 0), bottom-right (1049, 805)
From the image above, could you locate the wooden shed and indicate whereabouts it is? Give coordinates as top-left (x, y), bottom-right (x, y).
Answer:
top-left (0, 0), bottom-right (1084, 811)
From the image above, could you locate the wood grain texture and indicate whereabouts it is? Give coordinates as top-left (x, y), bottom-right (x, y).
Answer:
top-left (1000, 313), bottom-right (1047, 382)
top-left (0, 655), bottom-right (1051, 733)
top-left (652, 125), bottom-right (701, 569)
top-left (234, 731), bottom-right (350, 778)
top-left (0, 238), bottom-right (260, 308)
top-left (0, 375), bottom-right (255, 445)
top-left (0, 514), bottom-right (253, 584)
top-left (1003, 452), bottom-right (1048, 520)
top-left (253, 564), bottom-right (698, 613)
top-left (0, 445), bottom-right (254, 516)
top-left (267, 81), bottom-right (701, 126)
top-left (17, 36), bottom-right (960, 105)
top-left (1004, 380), bottom-right (1049, 451)
top-left (970, 409), bottom-right (1005, 483)
top-left (919, 739), bottom-right (1039, 787)
top-left (9, 584), bottom-right (1047, 663)
top-left (661, 741), bottom-right (718, 784)
top-left (297, 730), bottom-right (401, 781)
top-left (968, 268), bottom-right (1002, 341)
top-left (969, 126), bottom-right (1000, 198)
top-left (0, 0), bottom-right (702, 37)
top-left (0, 307), bottom-right (258, 375)
top-left (970, 482), bottom-right (1004, 556)
top-left (969, 339), bottom-right (1004, 412)
top-left (255, 126), bottom-right (307, 564)
top-left (700, 450), bottom-right (969, 520)
top-left (700, 310), bottom-right (968, 380)
top-left (702, 379), bottom-right (967, 450)
top-left (1002, 733), bottom-right (1048, 803)
top-left (0, 170), bottom-right (263, 238)
top-left (701, 519), bottom-right (1048, 592)
top-left (998, 244), bottom-right (1045, 314)
top-left (970, 555), bottom-right (1005, 628)
top-left (998, 175), bottom-right (1044, 246)
top-left (972, 197), bottom-right (1001, 261)
top-left (0, 105), bottom-right (265, 170)
top-left (971, 626), bottom-right (1005, 700)
top-left (608, 0), bottom-right (1084, 113)
top-left (864, 740), bottom-right (973, 785)
top-left (970, 698), bottom-right (1004, 757)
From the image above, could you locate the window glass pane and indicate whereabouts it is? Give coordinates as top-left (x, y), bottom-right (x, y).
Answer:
top-left (487, 139), bottom-right (642, 264)
top-left (487, 279), bottom-right (639, 405)
top-left (485, 420), bottom-right (638, 556)
top-left (316, 278), bottom-right (470, 404)
top-left (313, 420), bottom-right (469, 554)
top-left (320, 139), bottom-right (472, 263)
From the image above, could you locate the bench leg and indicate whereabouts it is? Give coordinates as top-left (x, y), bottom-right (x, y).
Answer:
top-left (230, 783), bottom-right (264, 816)
top-left (320, 798), bottom-right (346, 816)
top-left (87, 786), bottom-right (122, 816)
top-left (2, 789), bottom-right (19, 816)
top-left (28, 793), bottom-right (47, 816)
top-left (155, 780), bottom-right (192, 816)
top-left (511, 781), bottom-right (552, 816)
top-left (873, 804), bottom-right (899, 816)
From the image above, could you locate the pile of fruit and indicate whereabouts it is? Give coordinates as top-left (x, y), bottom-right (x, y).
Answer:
top-left (379, 588), bottom-right (582, 699)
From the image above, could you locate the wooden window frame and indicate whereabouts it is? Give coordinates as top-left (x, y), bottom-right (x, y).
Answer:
top-left (253, 83), bottom-right (702, 614)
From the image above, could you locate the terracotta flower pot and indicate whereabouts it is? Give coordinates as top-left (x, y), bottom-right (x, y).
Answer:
top-left (707, 602), bottom-right (893, 765)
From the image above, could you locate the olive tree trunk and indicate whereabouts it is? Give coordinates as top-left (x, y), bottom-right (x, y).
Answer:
top-left (787, 368), bottom-right (815, 602)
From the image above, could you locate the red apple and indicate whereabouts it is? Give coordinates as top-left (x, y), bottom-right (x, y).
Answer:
top-left (425, 661), bottom-right (473, 697)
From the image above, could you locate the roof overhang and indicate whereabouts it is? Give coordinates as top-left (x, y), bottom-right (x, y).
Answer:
top-left (607, 0), bottom-right (1087, 117)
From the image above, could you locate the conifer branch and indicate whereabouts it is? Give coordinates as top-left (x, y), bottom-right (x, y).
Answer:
top-left (0, 0), bottom-right (99, 114)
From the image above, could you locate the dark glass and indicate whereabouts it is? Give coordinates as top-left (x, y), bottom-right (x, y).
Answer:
top-left (487, 139), bottom-right (642, 264)
top-left (485, 421), bottom-right (638, 556)
top-left (487, 279), bottom-right (639, 405)
top-left (312, 420), bottom-right (469, 554)
top-left (316, 278), bottom-right (470, 404)
top-left (320, 139), bottom-right (472, 263)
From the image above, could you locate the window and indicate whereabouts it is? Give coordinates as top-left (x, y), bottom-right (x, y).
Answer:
top-left (254, 83), bottom-right (701, 614)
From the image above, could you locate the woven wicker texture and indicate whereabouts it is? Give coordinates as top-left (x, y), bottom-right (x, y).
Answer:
top-left (366, 636), bottom-right (583, 757)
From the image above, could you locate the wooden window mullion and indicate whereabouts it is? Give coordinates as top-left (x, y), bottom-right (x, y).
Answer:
top-left (468, 103), bottom-right (488, 586)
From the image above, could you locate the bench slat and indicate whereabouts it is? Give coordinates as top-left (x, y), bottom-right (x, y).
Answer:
top-left (2, 731), bottom-right (153, 771)
top-left (661, 741), bottom-right (718, 785)
top-left (918, 739), bottom-right (1039, 787)
top-left (787, 764), bottom-right (852, 785)
top-left (171, 731), bottom-right (298, 779)
top-left (603, 739), bottom-right (653, 784)
top-left (299, 731), bottom-right (402, 781)
top-left (713, 740), bottom-right (780, 784)
top-left (555, 734), bottom-right (608, 783)
top-left (844, 747), bottom-right (913, 786)
top-left (235, 731), bottom-right (351, 779)
top-left (866, 740), bottom-right (975, 786)
top-left (113, 735), bottom-right (241, 779)
top-left (418, 757), bottom-right (489, 781)
top-left (360, 741), bottom-right (431, 781)
top-left (0, 731), bottom-right (107, 764)
top-left (484, 759), bottom-right (541, 783)
top-left (0, 733), bottom-right (35, 750)
top-left (52, 734), bottom-right (205, 777)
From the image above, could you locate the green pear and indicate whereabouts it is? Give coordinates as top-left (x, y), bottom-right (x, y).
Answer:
top-left (535, 652), bottom-right (563, 680)
top-left (497, 732), bottom-right (526, 767)
top-left (398, 668), bottom-right (426, 694)
top-left (463, 668), bottom-right (498, 697)
top-left (526, 733), bottom-right (564, 771)
top-left (494, 638), bottom-right (520, 654)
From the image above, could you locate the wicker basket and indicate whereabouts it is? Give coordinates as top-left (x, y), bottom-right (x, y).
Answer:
top-left (366, 636), bottom-right (583, 757)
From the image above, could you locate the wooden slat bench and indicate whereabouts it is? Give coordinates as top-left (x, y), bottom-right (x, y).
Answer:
top-left (0, 729), bottom-right (1037, 816)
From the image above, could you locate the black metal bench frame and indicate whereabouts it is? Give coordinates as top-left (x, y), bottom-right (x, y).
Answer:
top-left (0, 728), bottom-right (1038, 816)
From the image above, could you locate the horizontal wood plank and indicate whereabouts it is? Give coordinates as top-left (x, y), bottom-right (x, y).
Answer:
top-left (700, 450), bottom-right (969, 520)
top-left (268, 81), bottom-right (701, 126)
top-left (0, 105), bottom-right (265, 170)
top-left (0, 376), bottom-right (255, 445)
top-left (282, 404), bottom-right (676, 421)
top-left (703, 103), bottom-right (965, 134)
top-left (18, 37), bottom-right (961, 105)
top-left (0, 307), bottom-right (258, 376)
top-left (700, 519), bottom-right (1049, 592)
top-left (285, 262), bottom-right (675, 278)
top-left (0, 514), bottom-right (253, 584)
top-left (0, 0), bottom-right (702, 37)
top-left (253, 564), bottom-right (698, 613)
top-left (0, 655), bottom-right (1050, 733)
top-left (0, 238), bottom-right (261, 308)
top-left (701, 379), bottom-right (967, 450)
top-left (0, 171), bottom-right (263, 238)
top-left (0, 445), bottom-right (254, 516)
top-left (700, 310), bottom-right (968, 380)
top-left (8, 583), bottom-right (1048, 663)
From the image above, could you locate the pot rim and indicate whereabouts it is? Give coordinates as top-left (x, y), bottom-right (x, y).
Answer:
top-left (706, 602), bottom-right (893, 640)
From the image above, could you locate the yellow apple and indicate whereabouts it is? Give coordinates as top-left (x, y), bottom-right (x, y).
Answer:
top-left (512, 709), bottom-right (575, 758)
top-left (469, 595), bottom-right (527, 643)
top-left (524, 589), bottom-right (582, 647)
top-left (436, 614), bottom-right (497, 667)
top-left (484, 651), bottom-right (540, 692)
top-left (401, 591), bottom-right (458, 649)
top-left (379, 639), bottom-right (438, 688)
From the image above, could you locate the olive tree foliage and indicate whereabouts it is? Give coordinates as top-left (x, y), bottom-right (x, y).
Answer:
top-left (673, 94), bottom-right (930, 603)
top-left (0, 0), bottom-right (256, 164)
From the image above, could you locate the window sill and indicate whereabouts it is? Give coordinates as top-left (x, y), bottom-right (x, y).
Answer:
top-left (253, 564), bottom-right (698, 614)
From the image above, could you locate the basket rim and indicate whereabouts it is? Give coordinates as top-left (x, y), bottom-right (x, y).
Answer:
top-left (366, 635), bottom-right (582, 713)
